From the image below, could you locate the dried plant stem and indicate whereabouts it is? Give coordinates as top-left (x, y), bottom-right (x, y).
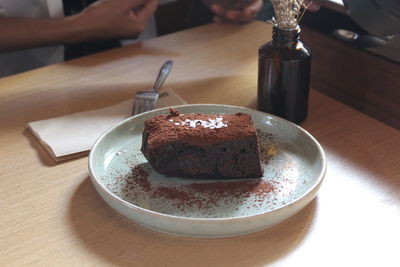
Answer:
top-left (270, 0), bottom-right (309, 30)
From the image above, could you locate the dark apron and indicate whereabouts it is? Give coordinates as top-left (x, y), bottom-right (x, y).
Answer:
top-left (62, 0), bottom-right (121, 60)
top-left (61, 0), bottom-right (214, 60)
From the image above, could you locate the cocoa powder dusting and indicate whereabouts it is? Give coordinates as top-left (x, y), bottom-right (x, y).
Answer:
top-left (257, 129), bottom-right (275, 165)
top-left (112, 164), bottom-right (276, 214)
top-left (107, 130), bottom-right (279, 216)
top-left (132, 165), bottom-right (151, 192)
top-left (154, 186), bottom-right (191, 202)
top-left (144, 112), bottom-right (257, 147)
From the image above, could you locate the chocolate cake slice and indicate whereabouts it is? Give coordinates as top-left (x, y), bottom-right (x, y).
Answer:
top-left (141, 109), bottom-right (263, 178)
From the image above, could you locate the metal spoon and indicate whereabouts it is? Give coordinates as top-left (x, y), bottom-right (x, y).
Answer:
top-left (152, 60), bottom-right (173, 92)
top-left (132, 60), bottom-right (173, 115)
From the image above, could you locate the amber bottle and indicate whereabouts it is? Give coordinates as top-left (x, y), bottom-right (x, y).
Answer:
top-left (257, 26), bottom-right (311, 124)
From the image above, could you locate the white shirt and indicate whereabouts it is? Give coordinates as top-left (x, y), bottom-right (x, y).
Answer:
top-left (0, 0), bottom-right (64, 78)
top-left (0, 0), bottom-right (163, 78)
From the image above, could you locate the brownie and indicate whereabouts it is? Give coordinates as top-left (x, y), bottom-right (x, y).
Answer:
top-left (141, 109), bottom-right (263, 178)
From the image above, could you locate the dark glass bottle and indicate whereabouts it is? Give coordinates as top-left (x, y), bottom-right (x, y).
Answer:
top-left (257, 26), bottom-right (311, 124)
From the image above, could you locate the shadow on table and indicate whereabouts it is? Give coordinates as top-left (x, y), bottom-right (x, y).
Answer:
top-left (63, 44), bottom-right (181, 68)
top-left (23, 128), bottom-right (89, 167)
top-left (13, 75), bottom-right (252, 167)
top-left (2, 84), bottom-right (138, 130)
top-left (69, 178), bottom-right (317, 267)
top-left (23, 128), bottom-right (57, 167)
top-left (171, 75), bottom-right (257, 109)
top-left (12, 83), bottom-right (138, 167)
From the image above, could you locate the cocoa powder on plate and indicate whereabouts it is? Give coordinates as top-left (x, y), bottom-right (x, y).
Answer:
top-left (116, 165), bottom-right (275, 212)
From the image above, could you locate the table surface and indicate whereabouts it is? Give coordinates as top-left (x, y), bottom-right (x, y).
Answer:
top-left (1, 21), bottom-right (399, 267)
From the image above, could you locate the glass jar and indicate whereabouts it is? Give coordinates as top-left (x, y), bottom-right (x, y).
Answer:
top-left (257, 26), bottom-right (311, 124)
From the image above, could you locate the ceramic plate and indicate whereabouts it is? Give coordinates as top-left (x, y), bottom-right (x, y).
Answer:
top-left (89, 104), bottom-right (326, 238)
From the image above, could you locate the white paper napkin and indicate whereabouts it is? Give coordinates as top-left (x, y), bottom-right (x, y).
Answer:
top-left (28, 88), bottom-right (186, 162)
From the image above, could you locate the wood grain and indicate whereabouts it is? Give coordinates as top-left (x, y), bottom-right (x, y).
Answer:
top-left (1, 21), bottom-right (399, 267)
top-left (302, 26), bottom-right (400, 129)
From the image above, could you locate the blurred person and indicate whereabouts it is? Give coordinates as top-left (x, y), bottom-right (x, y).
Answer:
top-left (186, 0), bottom-right (265, 28)
top-left (0, 0), bottom-right (267, 78)
top-left (202, 0), bottom-right (319, 23)
top-left (205, 0), bottom-right (264, 22)
top-left (0, 0), bottom-right (158, 77)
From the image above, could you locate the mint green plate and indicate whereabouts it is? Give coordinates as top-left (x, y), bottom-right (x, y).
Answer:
top-left (89, 104), bottom-right (326, 238)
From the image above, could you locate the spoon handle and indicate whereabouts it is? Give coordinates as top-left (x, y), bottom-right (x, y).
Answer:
top-left (153, 60), bottom-right (173, 92)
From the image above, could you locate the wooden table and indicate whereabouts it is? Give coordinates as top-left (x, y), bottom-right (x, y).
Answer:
top-left (1, 22), bottom-right (399, 266)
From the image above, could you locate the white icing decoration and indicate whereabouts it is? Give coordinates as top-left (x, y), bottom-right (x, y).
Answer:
top-left (173, 117), bottom-right (228, 129)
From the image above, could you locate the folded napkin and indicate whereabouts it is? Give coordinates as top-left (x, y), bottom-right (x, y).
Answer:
top-left (28, 88), bottom-right (187, 162)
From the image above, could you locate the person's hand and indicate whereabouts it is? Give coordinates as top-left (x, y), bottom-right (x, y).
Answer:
top-left (0, 0), bottom-right (158, 52)
top-left (204, 0), bottom-right (263, 23)
top-left (76, 0), bottom-right (159, 41)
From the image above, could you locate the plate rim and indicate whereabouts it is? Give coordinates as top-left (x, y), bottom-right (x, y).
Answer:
top-left (89, 104), bottom-right (327, 222)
